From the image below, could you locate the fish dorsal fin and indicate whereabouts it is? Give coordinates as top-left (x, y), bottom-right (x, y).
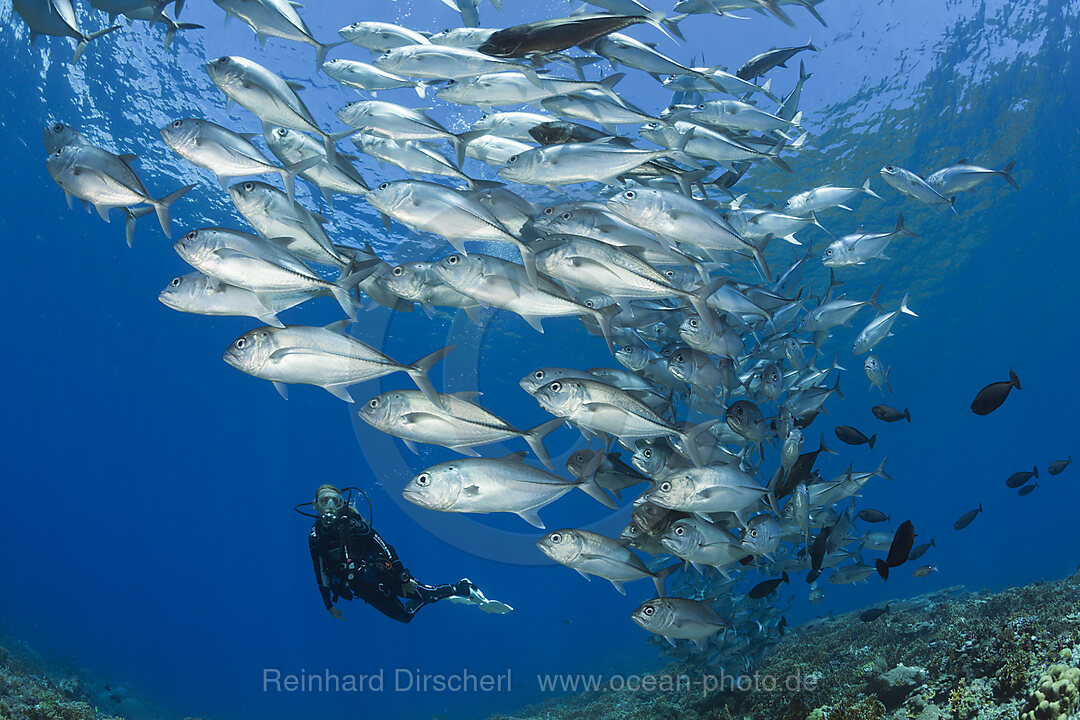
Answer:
top-left (117, 153), bottom-right (138, 167)
top-left (287, 81), bottom-right (306, 92)
top-left (450, 390), bottom-right (482, 401)
top-left (502, 451), bottom-right (529, 463)
top-left (953, 158), bottom-right (969, 165)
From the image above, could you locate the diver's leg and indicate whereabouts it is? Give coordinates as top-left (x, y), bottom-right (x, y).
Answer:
top-left (357, 583), bottom-right (422, 624)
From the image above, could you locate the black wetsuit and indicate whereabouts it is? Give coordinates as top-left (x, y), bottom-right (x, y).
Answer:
top-left (310, 511), bottom-right (464, 623)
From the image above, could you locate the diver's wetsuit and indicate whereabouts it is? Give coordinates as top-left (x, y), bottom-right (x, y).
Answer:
top-left (309, 510), bottom-right (464, 623)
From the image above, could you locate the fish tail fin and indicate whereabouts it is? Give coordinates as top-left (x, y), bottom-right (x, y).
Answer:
top-left (414, 81), bottom-right (430, 99)
top-left (524, 417), bottom-right (565, 470)
top-left (903, 407), bottom-right (911, 423)
top-left (875, 559), bottom-right (889, 581)
top-left (661, 16), bottom-right (686, 42)
top-left (151, 183), bottom-right (196, 238)
top-left (589, 304), bottom-right (620, 351)
top-left (874, 455), bottom-right (893, 482)
top-left (862, 177), bottom-right (882, 200)
top-left (316, 39), bottom-right (348, 70)
top-left (332, 259), bottom-right (380, 319)
top-left (73, 25), bottom-right (121, 64)
top-left (831, 375), bottom-right (843, 400)
top-left (166, 22), bottom-right (203, 49)
top-left (326, 127), bottom-right (358, 163)
top-left (868, 434), bottom-right (876, 450)
top-left (644, 12), bottom-right (678, 41)
top-left (899, 293), bottom-right (917, 317)
top-left (883, 366), bottom-right (893, 394)
top-left (867, 283), bottom-right (884, 312)
top-left (281, 154), bottom-right (322, 204)
top-left (653, 563), bottom-right (681, 597)
top-left (405, 345), bottom-right (455, 406)
top-left (121, 206), bottom-right (155, 248)
top-left (1009, 369), bottom-right (1021, 389)
top-left (577, 473), bottom-right (618, 510)
top-left (895, 212), bottom-right (919, 238)
top-left (1000, 159), bottom-right (1019, 189)
top-left (818, 431), bottom-right (837, 456)
top-left (1033, 464), bottom-right (1039, 479)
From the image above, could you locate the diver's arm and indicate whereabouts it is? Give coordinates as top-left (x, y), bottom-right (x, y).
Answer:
top-left (309, 529), bottom-right (336, 612)
top-left (350, 518), bottom-right (412, 585)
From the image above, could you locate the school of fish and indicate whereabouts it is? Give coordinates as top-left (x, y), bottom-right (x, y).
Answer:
top-left (23, 0), bottom-right (1045, 666)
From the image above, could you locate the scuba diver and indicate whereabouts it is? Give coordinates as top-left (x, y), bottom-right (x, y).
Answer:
top-left (301, 484), bottom-right (512, 622)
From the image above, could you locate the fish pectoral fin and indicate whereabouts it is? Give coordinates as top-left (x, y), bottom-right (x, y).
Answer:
top-left (401, 438), bottom-right (419, 454)
top-left (518, 313), bottom-right (546, 333)
top-left (574, 569), bottom-right (592, 582)
top-left (608, 580), bottom-right (627, 595)
top-left (272, 381), bottom-right (289, 400)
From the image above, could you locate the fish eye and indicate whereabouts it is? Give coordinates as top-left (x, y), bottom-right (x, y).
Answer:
top-left (447, 255), bottom-right (459, 265)
top-left (534, 371), bottom-right (545, 379)
top-left (379, 182), bottom-right (390, 190)
top-left (659, 481), bottom-right (671, 492)
top-left (697, 103), bottom-right (705, 109)
top-left (507, 155), bottom-right (518, 163)
top-left (216, 56), bottom-right (229, 64)
top-left (585, 299), bottom-right (595, 308)
top-left (674, 353), bottom-right (684, 362)
top-left (825, 249), bottom-right (833, 255)
top-left (643, 606), bottom-right (655, 616)
top-left (549, 381), bottom-right (562, 392)
top-left (170, 277), bottom-right (181, 287)
top-left (184, 231), bottom-right (197, 240)
top-left (550, 533), bottom-right (562, 543)
top-left (368, 398), bottom-right (379, 408)
top-left (560, 212), bottom-right (571, 220)
top-left (674, 526), bottom-right (684, 535)
top-left (276, 128), bottom-right (288, 136)
top-left (446, 79), bottom-right (455, 85)
top-left (624, 190), bottom-right (635, 199)
top-left (665, 270), bottom-right (675, 278)
top-left (53, 148), bottom-right (64, 156)
top-left (622, 346), bottom-right (632, 353)
top-left (235, 338), bottom-right (247, 349)
top-left (243, 182), bottom-right (254, 191)
top-left (750, 529), bottom-right (758, 537)
top-left (171, 120), bottom-right (182, 128)
top-left (642, 449), bottom-right (652, 458)
top-left (390, 266), bottom-right (406, 278)
top-left (52, 123), bottom-right (64, 132)
top-left (689, 318), bottom-right (698, 328)
top-left (416, 473), bottom-right (430, 487)
top-left (884, 165), bottom-right (894, 171)
top-left (543, 207), bottom-right (554, 215)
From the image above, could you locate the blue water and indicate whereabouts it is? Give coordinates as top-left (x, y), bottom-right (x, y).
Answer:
top-left (1, 0), bottom-right (1078, 719)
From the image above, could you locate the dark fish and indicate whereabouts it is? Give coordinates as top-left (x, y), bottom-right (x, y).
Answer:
top-left (857, 508), bottom-right (890, 523)
top-left (872, 405), bottom-right (910, 423)
top-left (736, 42), bottom-right (820, 81)
top-left (1048, 457), bottom-right (1072, 476)
top-left (953, 503), bottom-right (983, 530)
top-left (529, 121), bottom-right (626, 146)
top-left (1018, 482), bottom-right (1038, 496)
top-left (876, 520), bottom-right (914, 580)
top-left (805, 568), bottom-right (822, 583)
top-left (809, 525), bottom-right (832, 573)
top-left (778, 616), bottom-right (787, 636)
top-left (970, 370), bottom-right (1021, 415)
top-left (793, 409), bottom-right (820, 429)
top-left (859, 604), bottom-right (889, 622)
top-left (1005, 465), bottom-right (1038, 488)
top-left (479, 14), bottom-right (654, 58)
top-left (908, 539), bottom-right (935, 562)
top-left (834, 425), bottom-right (876, 449)
top-left (738, 554), bottom-right (755, 566)
top-left (778, 433), bottom-right (835, 497)
top-left (748, 571), bottom-right (789, 599)
top-left (912, 565), bottom-right (937, 577)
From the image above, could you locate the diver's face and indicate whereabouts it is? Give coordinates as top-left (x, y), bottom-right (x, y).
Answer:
top-left (315, 492), bottom-right (344, 527)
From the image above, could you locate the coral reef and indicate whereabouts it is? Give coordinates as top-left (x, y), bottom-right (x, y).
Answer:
top-left (0, 635), bottom-right (191, 720)
top-left (487, 570), bottom-right (1080, 720)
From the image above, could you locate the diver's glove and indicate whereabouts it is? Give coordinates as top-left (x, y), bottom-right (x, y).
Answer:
top-left (328, 607), bottom-right (345, 620)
